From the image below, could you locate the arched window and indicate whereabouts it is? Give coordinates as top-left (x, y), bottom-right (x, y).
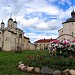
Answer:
top-left (72, 32), bottom-right (74, 36)
top-left (19, 34), bottom-right (22, 38)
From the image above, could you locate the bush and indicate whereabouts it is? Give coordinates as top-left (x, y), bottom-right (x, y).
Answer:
top-left (23, 54), bottom-right (75, 70)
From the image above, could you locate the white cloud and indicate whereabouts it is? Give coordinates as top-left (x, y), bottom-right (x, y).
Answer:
top-left (0, 0), bottom-right (74, 42)
top-left (25, 0), bottom-right (60, 15)
top-left (48, 19), bottom-right (62, 30)
top-left (16, 16), bottom-right (62, 31)
top-left (58, 6), bottom-right (74, 21)
top-left (36, 22), bottom-right (49, 30)
top-left (24, 32), bottom-right (58, 43)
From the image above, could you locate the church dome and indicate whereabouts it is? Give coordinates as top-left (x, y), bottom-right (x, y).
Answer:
top-left (66, 10), bottom-right (75, 22)
top-left (62, 10), bottom-right (75, 24)
top-left (66, 18), bottom-right (75, 22)
top-left (71, 9), bottom-right (75, 16)
top-left (13, 21), bottom-right (17, 23)
top-left (8, 18), bottom-right (13, 21)
top-left (1, 21), bottom-right (4, 24)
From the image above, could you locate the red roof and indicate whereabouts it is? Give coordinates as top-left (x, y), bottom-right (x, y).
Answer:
top-left (34, 39), bottom-right (56, 43)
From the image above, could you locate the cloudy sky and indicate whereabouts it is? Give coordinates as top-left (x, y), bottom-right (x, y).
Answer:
top-left (0, 0), bottom-right (75, 43)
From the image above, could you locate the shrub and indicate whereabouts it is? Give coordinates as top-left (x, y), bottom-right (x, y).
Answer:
top-left (23, 53), bottom-right (75, 70)
top-left (50, 39), bottom-right (75, 57)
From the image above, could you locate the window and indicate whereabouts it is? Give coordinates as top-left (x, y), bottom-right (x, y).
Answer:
top-left (44, 44), bottom-right (45, 45)
top-left (5, 37), bottom-right (9, 41)
top-left (72, 32), bottom-right (74, 36)
top-left (0, 38), bottom-right (1, 41)
top-left (6, 39), bottom-right (7, 41)
top-left (19, 34), bottom-right (22, 38)
top-left (47, 44), bottom-right (49, 46)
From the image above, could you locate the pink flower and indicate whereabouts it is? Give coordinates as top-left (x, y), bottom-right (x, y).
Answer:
top-left (56, 40), bottom-right (60, 44)
top-left (53, 40), bottom-right (57, 43)
top-left (63, 39), bottom-right (70, 45)
top-left (67, 43), bottom-right (70, 47)
top-left (73, 39), bottom-right (75, 43)
top-left (52, 40), bottom-right (60, 44)
top-left (63, 41), bottom-right (67, 45)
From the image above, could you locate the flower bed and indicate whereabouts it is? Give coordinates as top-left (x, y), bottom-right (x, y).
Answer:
top-left (15, 39), bottom-right (75, 74)
top-left (22, 54), bottom-right (75, 70)
top-left (50, 39), bottom-right (75, 57)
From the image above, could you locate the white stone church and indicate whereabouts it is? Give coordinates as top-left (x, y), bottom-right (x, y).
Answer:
top-left (0, 17), bottom-right (35, 51)
top-left (58, 10), bottom-right (75, 41)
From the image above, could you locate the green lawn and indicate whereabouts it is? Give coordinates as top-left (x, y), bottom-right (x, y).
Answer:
top-left (0, 50), bottom-right (49, 75)
top-left (1, 50), bottom-right (75, 75)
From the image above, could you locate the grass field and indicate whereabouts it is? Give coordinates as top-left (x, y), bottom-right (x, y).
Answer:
top-left (0, 50), bottom-right (49, 75)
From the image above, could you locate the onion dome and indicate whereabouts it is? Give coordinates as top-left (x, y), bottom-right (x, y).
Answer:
top-left (66, 18), bottom-right (75, 22)
top-left (62, 10), bottom-right (75, 24)
top-left (13, 18), bottom-right (17, 23)
top-left (1, 21), bottom-right (4, 24)
top-left (66, 10), bottom-right (75, 22)
top-left (8, 14), bottom-right (13, 21)
top-left (8, 18), bottom-right (13, 21)
top-left (13, 20), bottom-right (17, 23)
top-left (71, 9), bottom-right (75, 17)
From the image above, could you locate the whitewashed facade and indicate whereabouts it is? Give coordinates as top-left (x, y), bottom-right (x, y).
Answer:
top-left (58, 10), bottom-right (75, 41)
top-left (0, 17), bottom-right (35, 51)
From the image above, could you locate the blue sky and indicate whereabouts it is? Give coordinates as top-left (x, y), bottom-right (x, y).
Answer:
top-left (0, 0), bottom-right (75, 43)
